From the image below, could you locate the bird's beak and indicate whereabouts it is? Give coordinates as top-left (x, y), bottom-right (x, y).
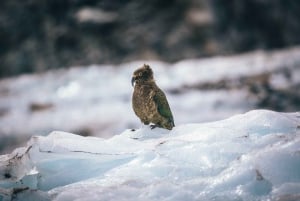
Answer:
top-left (131, 76), bottom-right (136, 87)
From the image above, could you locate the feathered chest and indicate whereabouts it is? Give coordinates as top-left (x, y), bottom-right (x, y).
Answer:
top-left (132, 83), bottom-right (159, 116)
top-left (133, 85), bottom-right (155, 104)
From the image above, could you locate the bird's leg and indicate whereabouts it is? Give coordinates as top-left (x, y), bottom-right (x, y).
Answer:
top-left (150, 124), bottom-right (157, 129)
top-left (150, 124), bottom-right (157, 130)
top-left (142, 120), bottom-right (150, 125)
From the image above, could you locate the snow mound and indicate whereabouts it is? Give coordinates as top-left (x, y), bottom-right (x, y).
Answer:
top-left (1, 46), bottom-right (300, 153)
top-left (0, 110), bottom-right (300, 201)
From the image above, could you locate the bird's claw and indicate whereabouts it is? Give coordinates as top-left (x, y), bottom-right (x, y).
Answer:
top-left (150, 125), bottom-right (157, 129)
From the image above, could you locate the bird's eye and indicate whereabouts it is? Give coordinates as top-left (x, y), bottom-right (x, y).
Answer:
top-left (139, 72), bottom-right (143, 77)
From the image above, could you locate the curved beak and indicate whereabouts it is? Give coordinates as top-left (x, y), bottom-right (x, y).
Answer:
top-left (131, 76), bottom-right (136, 87)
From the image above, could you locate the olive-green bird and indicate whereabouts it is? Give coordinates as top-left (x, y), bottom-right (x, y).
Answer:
top-left (131, 64), bottom-right (175, 130)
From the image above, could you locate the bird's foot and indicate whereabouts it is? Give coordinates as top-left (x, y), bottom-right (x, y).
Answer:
top-left (150, 124), bottom-right (157, 130)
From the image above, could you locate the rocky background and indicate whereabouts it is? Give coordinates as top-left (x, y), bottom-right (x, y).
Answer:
top-left (1, 0), bottom-right (300, 77)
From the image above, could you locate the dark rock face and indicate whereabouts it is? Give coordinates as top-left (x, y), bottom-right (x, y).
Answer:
top-left (211, 0), bottom-right (300, 52)
top-left (1, 0), bottom-right (300, 77)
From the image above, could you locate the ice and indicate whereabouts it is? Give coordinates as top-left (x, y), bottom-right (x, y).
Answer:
top-left (0, 110), bottom-right (299, 200)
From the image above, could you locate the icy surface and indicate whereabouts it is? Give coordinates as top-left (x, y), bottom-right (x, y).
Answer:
top-left (0, 110), bottom-right (300, 201)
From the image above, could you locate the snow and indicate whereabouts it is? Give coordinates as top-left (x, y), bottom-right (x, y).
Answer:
top-left (1, 47), bottom-right (300, 154)
top-left (0, 110), bottom-right (300, 201)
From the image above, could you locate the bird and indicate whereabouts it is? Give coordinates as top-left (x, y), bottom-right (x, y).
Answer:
top-left (131, 64), bottom-right (175, 130)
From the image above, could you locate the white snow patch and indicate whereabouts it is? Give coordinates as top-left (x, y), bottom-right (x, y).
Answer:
top-left (1, 47), bottom-right (300, 144)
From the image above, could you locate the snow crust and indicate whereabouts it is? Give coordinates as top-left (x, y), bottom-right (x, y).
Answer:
top-left (1, 47), bottom-right (300, 145)
top-left (0, 110), bottom-right (300, 201)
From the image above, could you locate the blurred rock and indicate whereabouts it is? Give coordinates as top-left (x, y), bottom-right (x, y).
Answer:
top-left (1, 0), bottom-right (300, 78)
top-left (29, 102), bottom-right (53, 112)
top-left (75, 7), bottom-right (118, 24)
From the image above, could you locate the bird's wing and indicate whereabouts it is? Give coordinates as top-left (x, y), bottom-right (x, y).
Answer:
top-left (153, 90), bottom-right (174, 123)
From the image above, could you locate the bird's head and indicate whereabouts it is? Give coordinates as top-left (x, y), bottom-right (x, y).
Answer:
top-left (131, 64), bottom-right (154, 87)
